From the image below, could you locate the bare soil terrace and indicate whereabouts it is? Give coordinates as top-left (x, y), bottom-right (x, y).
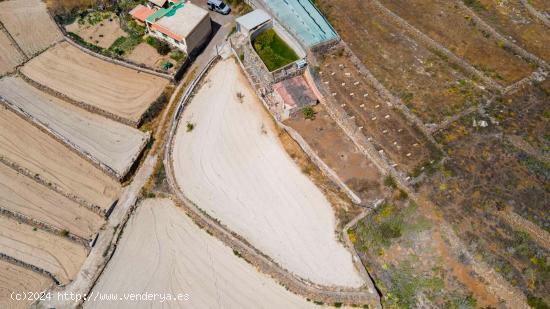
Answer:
top-left (0, 163), bottom-right (104, 240)
top-left (284, 104), bottom-right (384, 203)
top-left (377, 0), bottom-right (535, 85)
top-left (0, 29), bottom-right (25, 76)
top-left (0, 260), bottom-right (52, 309)
top-left (472, 0), bottom-right (550, 63)
top-left (173, 59), bottom-right (364, 287)
top-left (529, 0), bottom-right (550, 15)
top-left (316, 0), bottom-right (491, 125)
top-left (21, 42), bottom-right (169, 125)
top-left (0, 76), bottom-right (149, 178)
top-left (86, 199), bottom-right (344, 309)
top-left (0, 0), bottom-right (62, 57)
top-left (0, 216), bottom-right (88, 285)
top-left (318, 51), bottom-right (440, 176)
top-left (0, 107), bottom-right (120, 212)
top-left (65, 13), bottom-right (126, 49)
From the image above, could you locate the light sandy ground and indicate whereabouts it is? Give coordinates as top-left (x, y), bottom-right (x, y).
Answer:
top-left (0, 216), bottom-right (88, 284)
top-left (0, 76), bottom-right (149, 177)
top-left (172, 59), bottom-right (364, 287)
top-left (21, 42), bottom-right (169, 123)
top-left (0, 107), bottom-right (120, 211)
top-left (0, 0), bottom-right (62, 56)
top-left (86, 199), bottom-right (342, 309)
top-left (0, 163), bottom-right (104, 239)
top-left (65, 14), bottom-right (126, 49)
top-left (0, 260), bottom-right (52, 309)
top-left (0, 29), bottom-right (25, 76)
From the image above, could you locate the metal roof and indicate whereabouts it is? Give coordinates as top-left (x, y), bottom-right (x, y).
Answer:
top-left (235, 9), bottom-right (271, 31)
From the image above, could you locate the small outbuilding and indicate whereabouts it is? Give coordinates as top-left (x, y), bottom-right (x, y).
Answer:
top-left (129, 5), bottom-right (155, 24)
top-left (273, 75), bottom-right (319, 119)
top-left (235, 9), bottom-right (272, 37)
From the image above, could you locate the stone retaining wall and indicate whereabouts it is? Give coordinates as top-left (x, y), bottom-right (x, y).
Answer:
top-left (519, 0), bottom-right (550, 28)
top-left (0, 207), bottom-right (90, 246)
top-left (0, 155), bottom-right (105, 217)
top-left (0, 94), bottom-right (149, 181)
top-left (0, 253), bottom-right (60, 286)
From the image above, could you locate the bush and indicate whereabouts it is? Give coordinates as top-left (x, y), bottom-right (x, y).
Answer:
top-left (302, 106), bottom-right (316, 120)
top-left (170, 50), bottom-right (186, 62)
top-left (186, 122), bottom-right (194, 132)
top-left (384, 175), bottom-right (397, 189)
top-left (146, 36), bottom-right (171, 55)
top-left (253, 29), bottom-right (299, 71)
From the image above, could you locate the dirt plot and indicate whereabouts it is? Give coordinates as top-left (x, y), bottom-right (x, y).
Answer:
top-left (472, 0), bottom-right (550, 63)
top-left (319, 52), bottom-right (440, 175)
top-left (378, 0), bottom-right (534, 85)
top-left (0, 164), bottom-right (104, 239)
top-left (0, 29), bottom-right (25, 76)
top-left (0, 76), bottom-right (149, 178)
top-left (0, 0), bottom-right (62, 56)
top-left (127, 42), bottom-right (173, 71)
top-left (86, 199), bottom-right (341, 309)
top-left (21, 42), bottom-right (169, 124)
top-left (428, 113), bottom-right (549, 304)
top-left (0, 260), bottom-right (52, 309)
top-left (316, 0), bottom-right (490, 125)
top-left (0, 216), bottom-right (88, 284)
top-left (529, 0), bottom-right (550, 15)
top-left (0, 107), bottom-right (120, 211)
top-left (65, 13), bottom-right (126, 49)
top-left (284, 104), bottom-right (384, 202)
top-left (173, 59), bottom-right (363, 287)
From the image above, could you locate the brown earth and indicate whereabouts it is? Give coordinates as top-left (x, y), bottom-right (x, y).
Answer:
top-left (284, 104), bottom-right (384, 203)
top-left (0, 216), bottom-right (88, 285)
top-left (377, 0), bottom-right (534, 85)
top-left (316, 0), bottom-right (491, 125)
top-left (0, 106), bottom-right (120, 211)
top-left (0, 29), bottom-right (25, 76)
top-left (0, 260), bottom-right (52, 309)
top-left (528, 0), bottom-right (550, 15)
top-left (65, 13), bottom-right (126, 49)
top-left (318, 50), bottom-right (441, 176)
top-left (21, 41), bottom-right (169, 124)
top-left (0, 0), bottom-right (63, 56)
top-left (473, 0), bottom-right (550, 63)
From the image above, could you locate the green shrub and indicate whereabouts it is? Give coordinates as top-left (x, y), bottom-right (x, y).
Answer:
top-left (186, 122), bottom-right (194, 132)
top-left (253, 29), bottom-right (299, 71)
top-left (384, 175), bottom-right (397, 189)
top-left (146, 36), bottom-right (171, 55)
top-left (108, 34), bottom-right (142, 56)
top-left (302, 106), bottom-right (316, 120)
top-left (170, 50), bottom-right (186, 62)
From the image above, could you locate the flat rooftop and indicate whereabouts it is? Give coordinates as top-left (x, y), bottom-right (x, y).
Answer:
top-left (154, 2), bottom-right (209, 40)
top-left (264, 0), bottom-right (338, 47)
top-left (236, 9), bottom-right (271, 30)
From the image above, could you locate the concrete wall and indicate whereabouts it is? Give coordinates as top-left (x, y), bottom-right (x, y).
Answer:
top-left (185, 14), bottom-right (212, 56)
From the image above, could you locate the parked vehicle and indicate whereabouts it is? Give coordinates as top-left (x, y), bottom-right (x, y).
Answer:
top-left (207, 0), bottom-right (231, 14)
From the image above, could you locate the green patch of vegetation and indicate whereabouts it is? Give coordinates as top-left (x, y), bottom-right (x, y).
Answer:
top-left (170, 50), bottom-right (186, 63)
top-left (60, 229), bottom-right (70, 237)
top-left (383, 260), bottom-right (445, 309)
top-left (384, 175), bottom-right (397, 189)
top-left (527, 294), bottom-right (550, 309)
top-left (67, 32), bottom-right (103, 54)
top-left (186, 122), bottom-right (195, 132)
top-left (82, 11), bottom-right (111, 26)
top-left (108, 34), bottom-right (142, 56)
top-left (253, 29), bottom-right (299, 71)
top-left (355, 202), bottom-right (431, 252)
top-left (146, 36), bottom-right (171, 55)
top-left (302, 106), bottom-right (316, 120)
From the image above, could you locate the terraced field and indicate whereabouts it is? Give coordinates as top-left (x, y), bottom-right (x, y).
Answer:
top-left (0, 164), bottom-right (103, 239)
top-left (0, 107), bottom-right (120, 212)
top-left (316, 0), bottom-right (490, 125)
top-left (21, 42), bottom-right (169, 125)
top-left (0, 29), bottom-right (25, 76)
top-left (0, 0), bottom-right (62, 56)
top-left (0, 76), bottom-right (149, 178)
top-left (86, 199), bottom-right (339, 309)
top-left (528, 0), bottom-right (550, 15)
top-left (471, 0), bottom-right (550, 62)
top-left (173, 59), bottom-right (363, 287)
top-left (0, 216), bottom-right (88, 285)
top-left (319, 51), bottom-right (441, 175)
top-left (378, 0), bottom-right (534, 85)
top-left (0, 260), bottom-right (52, 309)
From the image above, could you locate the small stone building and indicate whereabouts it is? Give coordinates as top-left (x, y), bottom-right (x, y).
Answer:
top-left (273, 75), bottom-right (319, 119)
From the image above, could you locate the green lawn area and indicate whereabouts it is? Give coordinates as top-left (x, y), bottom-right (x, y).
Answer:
top-left (252, 29), bottom-right (299, 71)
